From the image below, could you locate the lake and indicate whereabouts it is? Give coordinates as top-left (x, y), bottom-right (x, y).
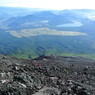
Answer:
top-left (57, 21), bottom-right (82, 27)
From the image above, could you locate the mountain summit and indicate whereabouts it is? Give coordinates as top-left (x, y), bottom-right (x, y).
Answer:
top-left (0, 55), bottom-right (95, 95)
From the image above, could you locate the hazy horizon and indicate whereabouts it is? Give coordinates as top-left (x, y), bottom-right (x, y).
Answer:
top-left (0, 0), bottom-right (95, 10)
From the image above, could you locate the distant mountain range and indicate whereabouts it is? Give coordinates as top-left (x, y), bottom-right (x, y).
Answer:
top-left (0, 7), bottom-right (95, 59)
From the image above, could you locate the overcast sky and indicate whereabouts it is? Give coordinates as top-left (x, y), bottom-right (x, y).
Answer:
top-left (0, 0), bottom-right (95, 10)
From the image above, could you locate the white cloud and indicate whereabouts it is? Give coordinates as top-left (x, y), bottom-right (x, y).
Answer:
top-left (0, 0), bottom-right (95, 10)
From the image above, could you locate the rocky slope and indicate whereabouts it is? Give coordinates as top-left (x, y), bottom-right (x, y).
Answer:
top-left (0, 55), bottom-right (95, 95)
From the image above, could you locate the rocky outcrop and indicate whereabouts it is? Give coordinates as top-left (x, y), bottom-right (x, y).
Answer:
top-left (0, 55), bottom-right (95, 95)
